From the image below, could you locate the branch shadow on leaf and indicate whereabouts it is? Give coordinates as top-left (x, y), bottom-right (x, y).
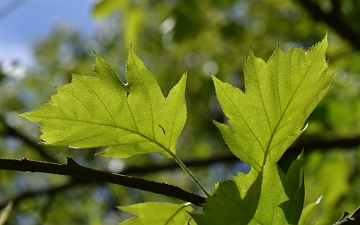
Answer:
top-left (192, 169), bottom-right (262, 224)
top-left (278, 153), bottom-right (305, 224)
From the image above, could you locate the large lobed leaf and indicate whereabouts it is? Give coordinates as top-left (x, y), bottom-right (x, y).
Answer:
top-left (20, 48), bottom-right (187, 158)
top-left (119, 202), bottom-right (196, 225)
top-left (213, 37), bottom-right (332, 170)
top-left (192, 155), bottom-right (304, 225)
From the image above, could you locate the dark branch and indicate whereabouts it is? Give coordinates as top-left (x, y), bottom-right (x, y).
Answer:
top-left (295, 0), bottom-right (360, 50)
top-left (284, 135), bottom-right (360, 159)
top-left (334, 206), bottom-right (360, 224)
top-left (1, 135), bottom-right (360, 209)
top-left (0, 0), bottom-right (27, 21)
top-left (0, 114), bottom-right (57, 163)
top-left (0, 157), bottom-right (206, 206)
top-left (122, 135), bottom-right (360, 174)
top-left (0, 177), bottom-right (82, 208)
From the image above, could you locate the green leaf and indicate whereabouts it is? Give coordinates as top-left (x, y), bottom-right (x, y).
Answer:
top-left (0, 201), bottom-right (12, 225)
top-left (92, 0), bottom-right (123, 19)
top-left (119, 202), bottom-right (196, 225)
top-left (298, 195), bottom-right (322, 225)
top-left (278, 153), bottom-right (305, 224)
top-left (20, 48), bottom-right (187, 158)
top-left (93, 1), bottom-right (145, 46)
top-left (191, 169), bottom-right (260, 224)
top-left (213, 36), bottom-right (332, 170)
top-left (192, 156), bottom-right (303, 224)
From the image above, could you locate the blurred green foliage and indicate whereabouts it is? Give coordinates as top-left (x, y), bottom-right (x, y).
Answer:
top-left (1, 0), bottom-right (360, 224)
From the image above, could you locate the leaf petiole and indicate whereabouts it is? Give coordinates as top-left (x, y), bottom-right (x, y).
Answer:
top-left (169, 152), bottom-right (211, 198)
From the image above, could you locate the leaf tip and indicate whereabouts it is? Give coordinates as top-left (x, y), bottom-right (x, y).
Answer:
top-left (307, 34), bottom-right (328, 53)
top-left (248, 46), bottom-right (254, 56)
top-left (315, 195), bottom-right (323, 204)
top-left (93, 51), bottom-right (105, 67)
top-left (320, 33), bottom-right (328, 46)
top-left (245, 46), bottom-right (259, 64)
top-left (17, 110), bottom-right (37, 121)
top-left (210, 73), bottom-right (219, 83)
top-left (128, 44), bottom-right (135, 55)
top-left (16, 112), bottom-right (26, 118)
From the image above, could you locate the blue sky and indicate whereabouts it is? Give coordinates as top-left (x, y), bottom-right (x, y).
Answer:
top-left (0, 0), bottom-right (98, 66)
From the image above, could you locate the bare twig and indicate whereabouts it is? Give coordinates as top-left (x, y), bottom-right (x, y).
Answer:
top-left (334, 206), bottom-right (360, 224)
top-left (0, 177), bottom-right (81, 208)
top-left (0, 0), bottom-right (27, 21)
top-left (0, 115), bottom-right (57, 163)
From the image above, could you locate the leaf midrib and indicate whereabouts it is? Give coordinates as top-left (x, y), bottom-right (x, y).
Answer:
top-left (217, 81), bottom-right (266, 152)
top-left (216, 82), bottom-right (264, 170)
top-left (30, 115), bottom-right (169, 151)
top-left (263, 46), bottom-right (325, 164)
top-left (130, 52), bottom-right (158, 140)
top-left (77, 77), bottom-right (119, 126)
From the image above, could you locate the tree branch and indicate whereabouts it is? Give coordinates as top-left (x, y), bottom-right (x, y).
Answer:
top-left (295, 0), bottom-right (360, 50)
top-left (0, 177), bottom-right (82, 208)
top-left (0, 114), bottom-right (57, 163)
top-left (334, 206), bottom-right (360, 224)
top-left (0, 157), bottom-right (206, 206)
top-left (1, 135), bottom-right (360, 209)
top-left (121, 135), bottom-right (360, 174)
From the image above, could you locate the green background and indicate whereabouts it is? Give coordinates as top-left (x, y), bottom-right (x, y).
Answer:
top-left (1, 0), bottom-right (359, 224)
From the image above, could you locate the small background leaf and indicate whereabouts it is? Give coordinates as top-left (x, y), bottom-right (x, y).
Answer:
top-left (0, 201), bottom-right (13, 225)
top-left (93, 0), bottom-right (145, 46)
top-left (298, 195), bottom-right (322, 225)
top-left (278, 153), bottom-right (305, 224)
top-left (119, 202), bottom-right (195, 225)
top-left (92, 0), bottom-right (122, 19)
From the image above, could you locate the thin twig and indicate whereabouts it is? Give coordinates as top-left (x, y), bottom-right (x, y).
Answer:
top-left (0, 177), bottom-right (81, 208)
top-left (0, 114), bottom-right (57, 163)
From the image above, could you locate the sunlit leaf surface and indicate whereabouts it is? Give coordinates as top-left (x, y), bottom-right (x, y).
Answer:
top-left (192, 156), bottom-right (303, 224)
top-left (213, 37), bottom-right (332, 170)
top-left (119, 202), bottom-right (196, 225)
top-left (20, 48), bottom-right (187, 158)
